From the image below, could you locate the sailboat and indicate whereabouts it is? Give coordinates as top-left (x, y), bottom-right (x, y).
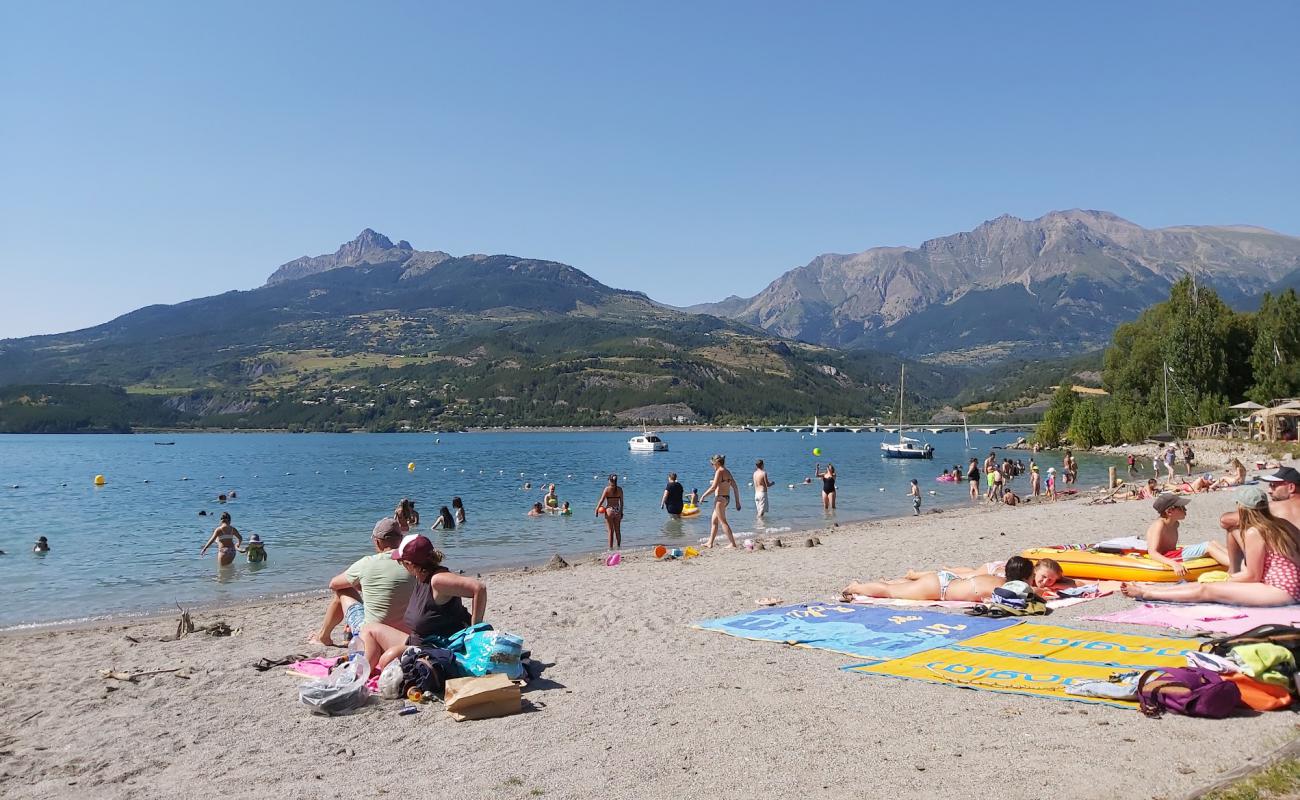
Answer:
top-left (811, 416), bottom-right (819, 436)
top-left (963, 414), bottom-right (974, 451)
top-left (881, 365), bottom-right (934, 459)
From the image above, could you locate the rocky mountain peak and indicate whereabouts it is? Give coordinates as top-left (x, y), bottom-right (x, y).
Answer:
top-left (266, 229), bottom-right (420, 286)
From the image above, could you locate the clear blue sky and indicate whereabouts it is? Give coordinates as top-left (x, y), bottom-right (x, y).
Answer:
top-left (2, 1), bottom-right (1297, 338)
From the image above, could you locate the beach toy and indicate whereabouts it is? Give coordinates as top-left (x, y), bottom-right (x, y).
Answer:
top-left (1022, 546), bottom-right (1221, 582)
top-left (653, 545), bottom-right (667, 559)
top-left (408, 462), bottom-right (415, 471)
top-left (93, 474), bottom-right (106, 486)
top-left (683, 546), bottom-right (700, 559)
top-left (812, 447), bottom-right (822, 456)
top-left (743, 538), bottom-right (754, 550)
top-left (596, 507), bottom-right (606, 516)
top-left (1198, 570), bottom-right (1231, 583)
top-left (606, 553), bottom-right (621, 566)
top-left (669, 548), bottom-right (684, 558)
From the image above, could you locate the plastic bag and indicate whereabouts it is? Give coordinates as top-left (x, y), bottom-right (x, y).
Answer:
top-left (459, 630), bottom-right (526, 680)
top-left (377, 659), bottom-right (405, 699)
top-left (299, 654), bottom-right (371, 715)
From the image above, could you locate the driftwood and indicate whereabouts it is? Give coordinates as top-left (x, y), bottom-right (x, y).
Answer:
top-left (165, 604), bottom-right (238, 641)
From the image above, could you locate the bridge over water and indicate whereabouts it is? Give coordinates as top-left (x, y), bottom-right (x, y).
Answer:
top-left (740, 422), bottom-right (1040, 435)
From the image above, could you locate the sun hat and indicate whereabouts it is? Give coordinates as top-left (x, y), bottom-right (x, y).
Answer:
top-left (1030, 464), bottom-right (1039, 471)
top-left (1233, 484), bottom-right (1270, 509)
top-left (249, 533), bottom-right (262, 543)
top-left (372, 517), bottom-right (403, 541)
top-left (1152, 494), bottom-right (1190, 515)
top-left (1261, 467), bottom-right (1300, 485)
top-left (392, 533), bottom-right (441, 568)
top-left (1047, 467), bottom-right (1056, 473)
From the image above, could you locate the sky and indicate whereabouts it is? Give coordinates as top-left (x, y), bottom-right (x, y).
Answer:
top-left (2, 1), bottom-right (1298, 339)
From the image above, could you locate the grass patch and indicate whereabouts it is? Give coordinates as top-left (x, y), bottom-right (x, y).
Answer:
top-left (1202, 756), bottom-right (1300, 800)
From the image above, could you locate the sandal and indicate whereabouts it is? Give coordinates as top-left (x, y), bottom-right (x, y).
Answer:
top-left (253, 653), bottom-right (308, 671)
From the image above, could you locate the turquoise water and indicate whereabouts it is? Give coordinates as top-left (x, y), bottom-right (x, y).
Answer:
top-left (0, 431), bottom-right (1114, 628)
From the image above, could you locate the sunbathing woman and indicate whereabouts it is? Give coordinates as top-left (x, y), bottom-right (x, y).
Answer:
top-left (842, 557), bottom-right (1034, 603)
top-left (1122, 485), bottom-right (1300, 607)
top-left (1213, 458), bottom-right (1248, 489)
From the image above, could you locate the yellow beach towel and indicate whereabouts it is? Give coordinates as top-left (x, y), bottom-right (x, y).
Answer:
top-left (950, 623), bottom-right (1195, 670)
top-left (848, 647), bottom-right (1139, 708)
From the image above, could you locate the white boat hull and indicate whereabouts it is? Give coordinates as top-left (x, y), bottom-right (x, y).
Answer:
top-left (881, 443), bottom-right (933, 459)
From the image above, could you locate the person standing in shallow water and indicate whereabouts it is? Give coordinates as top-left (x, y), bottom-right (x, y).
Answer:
top-left (909, 479), bottom-right (921, 515)
top-left (595, 474), bottom-right (624, 550)
top-left (200, 512), bottom-right (242, 566)
top-left (752, 459), bottom-right (774, 518)
top-left (660, 472), bottom-right (685, 518)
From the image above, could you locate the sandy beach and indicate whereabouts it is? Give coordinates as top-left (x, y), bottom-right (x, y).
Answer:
top-left (3, 485), bottom-right (1296, 800)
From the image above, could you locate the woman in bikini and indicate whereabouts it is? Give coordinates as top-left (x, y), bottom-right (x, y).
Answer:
top-left (841, 570), bottom-right (1013, 603)
top-left (1122, 485), bottom-right (1300, 607)
top-left (701, 454), bottom-right (740, 548)
top-left (200, 511), bottom-right (242, 567)
top-left (595, 474), bottom-right (624, 550)
top-left (394, 498), bottom-right (418, 532)
top-left (816, 463), bottom-right (837, 510)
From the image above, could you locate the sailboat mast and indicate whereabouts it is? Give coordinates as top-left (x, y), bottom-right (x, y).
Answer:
top-left (898, 366), bottom-right (906, 443)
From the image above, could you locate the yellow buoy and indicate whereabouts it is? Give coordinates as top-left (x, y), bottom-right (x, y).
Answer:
top-left (93, 474), bottom-right (106, 486)
top-left (407, 462), bottom-right (416, 471)
top-left (812, 447), bottom-right (822, 456)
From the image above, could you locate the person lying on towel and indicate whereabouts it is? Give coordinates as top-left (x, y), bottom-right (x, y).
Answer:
top-left (841, 556), bottom-right (1035, 603)
top-left (901, 556), bottom-right (1076, 596)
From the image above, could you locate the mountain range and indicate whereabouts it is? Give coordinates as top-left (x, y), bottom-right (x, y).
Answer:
top-left (2, 210), bottom-right (1296, 431)
top-left (688, 210), bottom-right (1300, 362)
top-left (0, 232), bottom-right (946, 431)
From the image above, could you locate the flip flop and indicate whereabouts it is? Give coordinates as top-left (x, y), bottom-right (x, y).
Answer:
top-left (755, 597), bottom-right (783, 607)
top-left (253, 653), bottom-right (308, 671)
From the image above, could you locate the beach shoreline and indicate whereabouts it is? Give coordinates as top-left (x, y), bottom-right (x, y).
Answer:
top-left (3, 479), bottom-right (1297, 800)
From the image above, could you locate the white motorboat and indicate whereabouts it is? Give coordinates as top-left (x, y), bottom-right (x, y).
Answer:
top-left (881, 365), bottom-right (934, 459)
top-left (628, 432), bottom-right (669, 452)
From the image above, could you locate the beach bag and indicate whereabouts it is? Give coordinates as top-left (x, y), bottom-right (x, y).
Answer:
top-left (298, 655), bottom-right (371, 716)
top-left (399, 646), bottom-right (455, 698)
top-left (444, 673), bottom-right (522, 721)
top-left (1137, 667), bottom-right (1241, 718)
top-left (460, 630), bottom-right (526, 680)
top-left (1201, 624), bottom-right (1300, 662)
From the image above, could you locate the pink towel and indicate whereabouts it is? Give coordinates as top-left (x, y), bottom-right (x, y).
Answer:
top-left (1083, 603), bottom-right (1300, 635)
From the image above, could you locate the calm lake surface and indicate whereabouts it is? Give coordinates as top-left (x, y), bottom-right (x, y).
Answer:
top-left (0, 430), bottom-right (1118, 628)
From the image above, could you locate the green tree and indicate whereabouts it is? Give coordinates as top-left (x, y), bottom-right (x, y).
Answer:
top-left (1098, 399), bottom-right (1123, 445)
top-left (1067, 399), bottom-right (1103, 448)
top-left (1250, 289), bottom-right (1300, 403)
top-left (1034, 382), bottom-right (1077, 447)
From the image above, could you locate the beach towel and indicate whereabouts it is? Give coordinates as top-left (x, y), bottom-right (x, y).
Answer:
top-left (1083, 604), bottom-right (1300, 636)
top-left (848, 593), bottom-right (1106, 611)
top-left (951, 623), bottom-right (1195, 670)
top-left (692, 602), bottom-right (1020, 662)
top-left (287, 657), bottom-right (380, 693)
top-left (846, 648), bottom-right (1140, 708)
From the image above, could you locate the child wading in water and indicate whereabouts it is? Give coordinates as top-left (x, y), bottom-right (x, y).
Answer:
top-left (241, 533), bottom-right (268, 563)
top-left (909, 479), bottom-right (921, 515)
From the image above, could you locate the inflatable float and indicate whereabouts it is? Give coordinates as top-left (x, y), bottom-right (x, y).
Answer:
top-left (680, 503), bottom-right (701, 518)
top-left (1021, 545), bottom-right (1220, 583)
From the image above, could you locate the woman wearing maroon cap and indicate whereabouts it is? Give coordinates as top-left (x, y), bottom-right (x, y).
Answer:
top-left (362, 534), bottom-right (487, 671)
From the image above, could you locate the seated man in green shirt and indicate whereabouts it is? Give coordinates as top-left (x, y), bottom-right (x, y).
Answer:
top-left (310, 518), bottom-right (416, 647)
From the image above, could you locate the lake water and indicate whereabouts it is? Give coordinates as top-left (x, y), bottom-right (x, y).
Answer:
top-left (0, 431), bottom-right (1118, 628)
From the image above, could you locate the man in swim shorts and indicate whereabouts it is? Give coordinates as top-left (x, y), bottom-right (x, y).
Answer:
top-left (310, 518), bottom-right (415, 647)
top-left (1145, 494), bottom-right (1229, 579)
top-left (753, 459), bottom-right (773, 517)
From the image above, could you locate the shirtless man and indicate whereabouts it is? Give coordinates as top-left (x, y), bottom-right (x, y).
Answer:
top-left (752, 459), bottom-right (774, 518)
top-left (1146, 495), bottom-right (1229, 579)
top-left (1220, 467), bottom-right (1300, 570)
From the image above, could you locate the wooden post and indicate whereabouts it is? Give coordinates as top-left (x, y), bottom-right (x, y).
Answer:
top-left (1109, 466), bottom-right (1117, 488)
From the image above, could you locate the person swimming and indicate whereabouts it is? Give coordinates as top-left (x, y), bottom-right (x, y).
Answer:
top-left (560, 501), bottom-right (572, 516)
top-left (528, 502), bottom-right (545, 517)
top-left (451, 496), bottom-right (467, 524)
top-left (432, 505), bottom-right (456, 530)
top-left (33, 536), bottom-right (50, 553)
